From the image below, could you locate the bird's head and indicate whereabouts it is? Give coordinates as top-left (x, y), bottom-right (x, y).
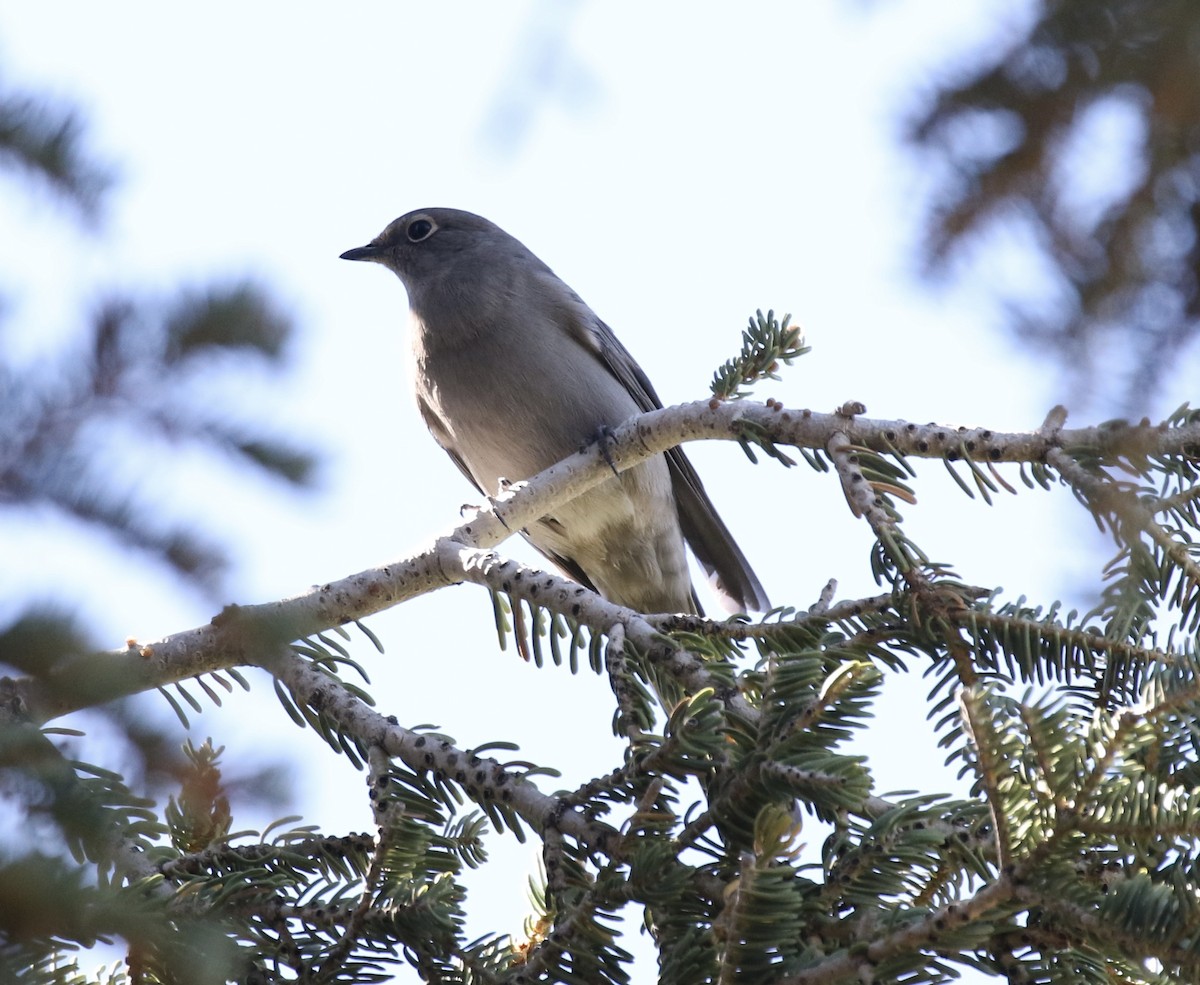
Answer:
top-left (340, 208), bottom-right (515, 288)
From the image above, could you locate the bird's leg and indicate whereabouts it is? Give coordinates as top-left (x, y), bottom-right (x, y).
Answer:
top-left (457, 477), bottom-right (528, 531)
top-left (587, 425), bottom-right (621, 477)
top-left (459, 499), bottom-right (510, 530)
top-left (487, 476), bottom-right (528, 530)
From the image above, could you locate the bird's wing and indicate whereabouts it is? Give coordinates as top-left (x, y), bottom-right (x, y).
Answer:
top-left (536, 540), bottom-right (603, 597)
top-left (569, 307), bottom-right (771, 613)
top-left (418, 394), bottom-right (483, 494)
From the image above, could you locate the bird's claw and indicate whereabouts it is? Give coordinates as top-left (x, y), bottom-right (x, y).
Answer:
top-left (587, 425), bottom-right (621, 477)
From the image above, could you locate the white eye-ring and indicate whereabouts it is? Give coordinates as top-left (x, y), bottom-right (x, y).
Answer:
top-left (406, 217), bottom-right (436, 242)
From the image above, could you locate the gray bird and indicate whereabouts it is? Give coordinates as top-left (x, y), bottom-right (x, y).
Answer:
top-left (341, 208), bottom-right (768, 616)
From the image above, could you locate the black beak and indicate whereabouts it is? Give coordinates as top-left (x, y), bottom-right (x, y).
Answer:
top-left (340, 245), bottom-right (383, 261)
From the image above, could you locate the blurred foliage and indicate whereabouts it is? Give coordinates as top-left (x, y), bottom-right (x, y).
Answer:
top-left (1, 285), bottom-right (316, 592)
top-left (0, 53), bottom-right (309, 985)
top-left (0, 74), bottom-right (111, 220)
top-left (0, 72), bottom-right (316, 596)
top-left (910, 0), bottom-right (1200, 410)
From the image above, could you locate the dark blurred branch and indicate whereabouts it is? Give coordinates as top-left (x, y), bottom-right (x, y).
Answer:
top-left (0, 81), bottom-right (112, 220)
top-left (0, 285), bottom-right (316, 591)
top-left (908, 0), bottom-right (1200, 410)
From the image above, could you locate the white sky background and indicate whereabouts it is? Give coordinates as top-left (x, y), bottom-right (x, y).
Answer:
top-left (0, 2), bottom-right (1174, 981)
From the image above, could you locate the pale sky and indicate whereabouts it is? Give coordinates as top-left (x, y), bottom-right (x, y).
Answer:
top-left (0, 2), bottom-right (1145, 981)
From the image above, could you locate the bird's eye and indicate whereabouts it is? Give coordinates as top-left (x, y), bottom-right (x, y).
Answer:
top-left (406, 218), bottom-right (435, 242)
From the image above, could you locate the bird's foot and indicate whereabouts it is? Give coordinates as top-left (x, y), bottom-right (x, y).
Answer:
top-left (586, 425), bottom-right (621, 477)
top-left (489, 477), bottom-right (530, 530)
